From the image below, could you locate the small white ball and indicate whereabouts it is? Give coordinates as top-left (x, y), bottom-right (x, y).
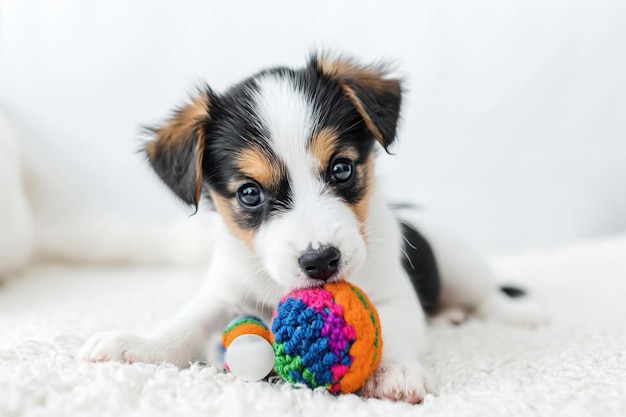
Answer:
top-left (225, 334), bottom-right (275, 382)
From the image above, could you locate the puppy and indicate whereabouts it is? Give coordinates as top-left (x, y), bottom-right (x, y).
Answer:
top-left (80, 54), bottom-right (545, 403)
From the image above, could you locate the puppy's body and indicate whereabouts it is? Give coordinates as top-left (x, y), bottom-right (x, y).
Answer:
top-left (80, 55), bottom-right (545, 402)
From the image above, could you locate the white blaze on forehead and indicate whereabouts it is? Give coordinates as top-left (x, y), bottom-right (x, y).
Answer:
top-left (252, 74), bottom-right (351, 250)
top-left (252, 74), bottom-right (323, 196)
top-left (250, 74), bottom-right (367, 287)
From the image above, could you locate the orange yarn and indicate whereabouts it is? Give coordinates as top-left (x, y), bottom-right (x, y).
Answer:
top-left (325, 281), bottom-right (383, 394)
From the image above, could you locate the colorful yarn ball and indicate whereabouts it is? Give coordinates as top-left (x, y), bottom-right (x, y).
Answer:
top-left (222, 316), bottom-right (275, 381)
top-left (271, 281), bottom-right (383, 394)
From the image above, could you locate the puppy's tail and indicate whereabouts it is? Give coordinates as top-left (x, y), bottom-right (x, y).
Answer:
top-left (33, 216), bottom-right (214, 267)
top-left (499, 285), bottom-right (527, 298)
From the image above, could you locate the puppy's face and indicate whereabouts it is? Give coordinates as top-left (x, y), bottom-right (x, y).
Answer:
top-left (146, 56), bottom-right (402, 290)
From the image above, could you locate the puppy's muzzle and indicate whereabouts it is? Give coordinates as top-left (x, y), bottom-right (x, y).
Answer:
top-left (298, 245), bottom-right (341, 282)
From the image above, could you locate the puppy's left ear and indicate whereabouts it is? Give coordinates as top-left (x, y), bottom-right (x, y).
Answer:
top-left (144, 88), bottom-right (214, 208)
top-left (313, 55), bottom-right (402, 152)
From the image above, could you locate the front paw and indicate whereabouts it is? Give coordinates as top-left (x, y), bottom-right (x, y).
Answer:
top-left (78, 331), bottom-right (171, 365)
top-left (360, 360), bottom-right (435, 404)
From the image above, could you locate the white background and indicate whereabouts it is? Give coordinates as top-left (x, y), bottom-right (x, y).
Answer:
top-left (1, 0), bottom-right (625, 254)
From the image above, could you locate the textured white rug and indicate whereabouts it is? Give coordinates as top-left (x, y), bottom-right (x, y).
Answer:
top-left (1, 235), bottom-right (625, 417)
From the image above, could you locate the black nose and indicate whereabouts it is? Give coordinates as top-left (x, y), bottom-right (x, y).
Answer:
top-left (298, 245), bottom-right (341, 281)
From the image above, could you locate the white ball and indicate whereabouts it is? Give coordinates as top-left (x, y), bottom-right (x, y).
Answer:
top-left (225, 334), bottom-right (275, 382)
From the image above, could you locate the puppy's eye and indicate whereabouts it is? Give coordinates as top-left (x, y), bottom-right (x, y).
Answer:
top-left (330, 158), bottom-right (354, 184)
top-left (237, 181), bottom-right (266, 209)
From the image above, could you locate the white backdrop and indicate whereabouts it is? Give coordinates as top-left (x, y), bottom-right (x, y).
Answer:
top-left (1, 0), bottom-right (625, 254)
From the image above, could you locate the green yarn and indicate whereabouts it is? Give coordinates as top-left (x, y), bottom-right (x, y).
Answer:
top-left (223, 316), bottom-right (266, 333)
top-left (273, 346), bottom-right (320, 387)
top-left (352, 286), bottom-right (381, 369)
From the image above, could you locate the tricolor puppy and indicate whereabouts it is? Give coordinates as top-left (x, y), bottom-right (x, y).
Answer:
top-left (80, 54), bottom-right (545, 402)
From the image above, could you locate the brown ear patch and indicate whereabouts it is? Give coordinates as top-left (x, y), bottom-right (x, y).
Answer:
top-left (338, 86), bottom-right (385, 146)
top-left (147, 94), bottom-right (211, 150)
top-left (310, 127), bottom-right (339, 168)
top-left (317, 58), bottom-right (399, 94)
top-left (236, 147), bottom-right (282, 191)
top-left (315, 56), bottom-right (402, 151)
top-left (145, 91), bottom-right (212, 206)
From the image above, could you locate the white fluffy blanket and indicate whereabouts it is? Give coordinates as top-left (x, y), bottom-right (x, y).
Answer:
top-left (1, 235), bottom-right (625, 417)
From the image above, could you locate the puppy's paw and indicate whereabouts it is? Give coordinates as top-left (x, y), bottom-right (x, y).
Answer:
top-left (434, 307), bottom-right (468, 325)
top-left (78, 331), bottom-right (176, 366)
top-left (360, 360), bottom-right (435, 404)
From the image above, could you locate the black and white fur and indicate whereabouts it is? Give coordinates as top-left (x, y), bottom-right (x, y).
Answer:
top-left (79, 54), bottom-right (545, 403)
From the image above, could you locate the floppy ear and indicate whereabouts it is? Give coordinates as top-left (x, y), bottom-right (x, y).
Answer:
top-left (313, 55), bottom-right (402, 152)
top-left (144, 88), bottom-right (214, 207)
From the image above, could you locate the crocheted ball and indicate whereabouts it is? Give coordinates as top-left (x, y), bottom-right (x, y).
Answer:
top-left (222, 316), bottom-right (275, 382)
top-left (271, 281), bottom-right (383, 394)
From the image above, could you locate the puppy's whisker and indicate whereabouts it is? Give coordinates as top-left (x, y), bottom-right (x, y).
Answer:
top-left (399, 246), bottom-right (415, 270)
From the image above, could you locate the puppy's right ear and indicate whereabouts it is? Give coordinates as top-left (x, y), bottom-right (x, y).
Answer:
top-left (312, 54), bottom-right (402, 153)
top-left (144, 88), bottom-right (214, 208)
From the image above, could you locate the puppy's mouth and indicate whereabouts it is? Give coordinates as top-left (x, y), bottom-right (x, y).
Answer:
top-left (305, 271), bottom-right (343, 287)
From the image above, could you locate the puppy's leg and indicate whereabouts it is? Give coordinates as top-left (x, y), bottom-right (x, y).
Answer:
top-left (78, 292), bottom-right (237, 367)
top-left (435, 232), bottom-right (548, 326)
top-left (398, 209), bottom-right (547, 327)
top-left (79, 233), bottom-right (251, 367)
top-left (359, 266), bottom-right (435, 403)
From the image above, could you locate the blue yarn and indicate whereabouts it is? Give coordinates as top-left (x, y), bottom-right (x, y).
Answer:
top-left (273, 297), bottom-right (355, 388)
top-left (290, 369), bottom-right (305, 385)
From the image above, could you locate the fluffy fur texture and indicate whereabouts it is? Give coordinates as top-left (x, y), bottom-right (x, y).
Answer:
top-left (80, 54), bottom-right (546, 402)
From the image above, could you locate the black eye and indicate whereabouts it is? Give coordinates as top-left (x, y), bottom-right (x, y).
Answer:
top-left (330, 158), bottom-right (354, 184)
top-left (237, 182), bottom-right (266, 209)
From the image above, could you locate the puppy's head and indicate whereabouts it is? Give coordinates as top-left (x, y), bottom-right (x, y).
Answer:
top-left (145, 54), bottom-right (402, 290)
